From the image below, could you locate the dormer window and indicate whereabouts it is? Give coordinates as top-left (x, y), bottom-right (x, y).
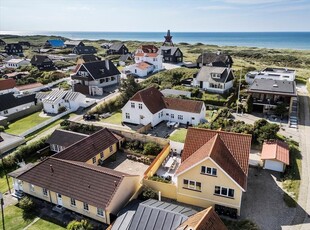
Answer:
top-left (99, 69), bottom-right (105, 74)
top-left (211, 73), bottom-right (221, 79)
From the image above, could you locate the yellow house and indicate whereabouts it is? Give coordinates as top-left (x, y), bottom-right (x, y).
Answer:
top-left (9, 128), bottom-right (139, 225)
top-left (13, 157), bottom-right (140, 224)
top-left (175, 128), bottom-right (251, 217)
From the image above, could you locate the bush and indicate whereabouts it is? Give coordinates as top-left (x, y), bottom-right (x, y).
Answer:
top-left (19, 196), bottom-right (36, 212)
top-left (0, 125), bottom-right (5, 132)
top-left (67, 219), bottom-right (93, 230)
top-left (58, 106), bottom-right (66, 113)
top-left (139, 186), bottom-right (158, 200)
top-left (143, 142), bottom-right (162, 156)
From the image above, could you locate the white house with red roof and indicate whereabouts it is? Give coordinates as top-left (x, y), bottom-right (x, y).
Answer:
top-left (124, 45), bottom-right (163, 77)
top-left (122, 87), bottom-right (206, 127)
top-left (261, 140), bottom-right (289, 172)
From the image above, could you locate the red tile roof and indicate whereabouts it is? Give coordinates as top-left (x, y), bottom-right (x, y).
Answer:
top-left (16, 82), bottom-right (43, 91)
top-left (135, 53), bottom-right (145, 57)
top-left (261, 140), bottom-right (289, 165)
top-left (136, 62), bottom-right (152, 70)
top-left (130, 87), bottom-right (204, 114)
top-left (177, 206), bottom-right (228, 230)
top-left (0, 79), bottom-right (16, 91)
top-left (53, 128), bottom-right (119, 162)
top-left (140, 45), bottom-right (158, 53)
top-left (176, 133), bottom-right (248, 190)
top-left (17, 157), bottom-right (128, 209)
top-left (145, 53), bottom-right (159, 57)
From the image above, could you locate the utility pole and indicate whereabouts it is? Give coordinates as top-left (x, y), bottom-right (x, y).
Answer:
top-left (236, 69), bottom-right (242, 115)
top-left (0, 192), bottom-right (5, 230)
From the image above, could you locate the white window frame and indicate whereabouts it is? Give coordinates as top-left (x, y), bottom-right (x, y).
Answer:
top-left (42, 188), bottom-right (48, 196)
top-left (97, 208), bottom-right (105, 217)
top-left (201, 166), bottom-right (217, 176)
top-left (83, 202), bottom-right (89, 211)
top-left (214, 186), bottom-right (234, 198)
top-left (70, 198), bottom-right (76, 207)
top-left (131, 102), bottom-right (135, 108)
top-left (30, 184), bottom-right (35, 192)
top-left (138, 104), bottom-right (143, 109)
top-left (126, 113), bottom-right (130, 119)
top-left (92, 157), bottom-right (96, 164)
top-left (109, 146), bottom-right (113, 152)
top-left (178, 115), bottom-right (183, 120)
top-left (183, 179), bottom-right (201, 191)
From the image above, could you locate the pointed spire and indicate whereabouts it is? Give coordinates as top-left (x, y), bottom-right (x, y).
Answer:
top-left (163, 29), bottom-right (174, 46)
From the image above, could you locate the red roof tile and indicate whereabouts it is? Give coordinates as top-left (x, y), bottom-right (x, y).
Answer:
top-left (0, 79), bottom-right (16, 91)
top-left (181, 128), bottom-right (252, 176)
top-left (16, 82), bottom-right (43, 91)
top-left (164, 97), bottom-right (203, 113)
top-left (177, 206), bottom-right (228, 230)
top-left (140, 45), bottom-right (158, 53)
top-left (136, 62), bottom-right (152, 70)
top-left (261, 140), bottom-right (289, 165)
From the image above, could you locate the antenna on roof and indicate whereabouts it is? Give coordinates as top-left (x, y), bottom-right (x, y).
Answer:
top-left (50, 165), bottom-right (54, 173)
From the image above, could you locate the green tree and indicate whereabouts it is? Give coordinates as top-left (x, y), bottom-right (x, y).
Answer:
top-left (0, 125), bottom-right (5, 132)
top-left (19, 196), bottom-right (36, 212)
top-left (253, 119), bottom-right (279, 143)
top-left (274, 103), bottom-right (288, 117)
top-left (67, 220), bottom-right (93, 230)
top-left (143, 142), bottom-right (162, 156)
top-left (119, 75), bottom-right (141, 103)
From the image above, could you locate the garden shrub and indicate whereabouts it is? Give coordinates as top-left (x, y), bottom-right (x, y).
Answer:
top-left (143, 142), bottom-right (162, 156)
top-left (19, 196), bottom-right (36, 212)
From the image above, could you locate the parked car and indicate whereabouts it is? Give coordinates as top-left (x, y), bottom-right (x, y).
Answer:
top-left (83, 114), bottom-right (98, 121)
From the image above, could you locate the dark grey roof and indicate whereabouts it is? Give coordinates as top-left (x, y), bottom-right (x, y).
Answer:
top-left (112, 199), bottom-right (197, 230)
top-left (46, 129), bottom-right (88, 147)
top-left (81, 60), bottom-right (120, 80)
top-left (262, 67), bottom-right (295, 74)
top-left (158, 46), bottom-right (181, 55)
top-left (5, 43), bottom-right (23, 50)
top-left (64, 40), bottom-right (83, 46)
top-left (78, 54), bottom-right (100, 63)
top-left (109, 43), bottom-right (125, 51)
top-left (0, 93), bottom-right (36, 111)
top-left (248, 79), bottom-right (297, 96)
top-left (119, 54), bottom-right (132, 62)
top-left (73, 46), bottom-right (96, 55)
top-left (195, 66), bottom-right (234, 83)
top-left (197, 52), bottom-right (233, 66)
top-left (31, 55), bottom-right (53, 65)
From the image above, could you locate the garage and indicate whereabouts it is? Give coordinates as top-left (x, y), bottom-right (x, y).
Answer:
top-left (261, 140), bottom-right (289, 173)
top-left (264, 159), bottom-right (285, 172)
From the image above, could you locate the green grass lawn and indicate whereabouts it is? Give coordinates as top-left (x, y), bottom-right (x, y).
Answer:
top-left (28, 219), bottom-right (65, 230)
top-left (101, 112), bottom-right (122, 125)
top-left (0, 175), bottom-right (12, 193)
top-left (5, 112), bottom-right (49, 135)
top-left (169, 128), bottom-right (188, 143)
top-left (0, 205), bottom-right (34, 230)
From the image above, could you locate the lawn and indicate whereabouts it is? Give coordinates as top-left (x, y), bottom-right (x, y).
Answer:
top-left (0, 205), bottom-right (34, 230)
top-left (101, 112), bottom-right (122, 125)
top-left (0, 174), bottom-right (12, 193)
top-left (28, 219), bottom-right (65, 230)
top-left (5, 111), bottom-right (49, 135)
top-left (169, 128), bottom-right (188, 143)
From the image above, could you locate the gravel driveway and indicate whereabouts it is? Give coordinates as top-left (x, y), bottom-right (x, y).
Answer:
top-left (241, 167), bottom-right (297, 230)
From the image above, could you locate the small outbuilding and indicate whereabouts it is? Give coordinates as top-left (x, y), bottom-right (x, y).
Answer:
top-left (261, 140), bottom-right (289, 172)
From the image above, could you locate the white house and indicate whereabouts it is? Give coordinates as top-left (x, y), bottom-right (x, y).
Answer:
top-left (193, 66), bottom-right (235, 94)
top-left (41, 89), bottom-right (95, 114)
top-left (5, 58), bottom-right (30, 69)
top-left (0, 93), bottom-right (36, 116)
top-left (71, 60), bottom-right (120, 95)
top-left (245, 67), bottom-right (296, 85)
top-left (122, 87), bottom-right (206, 127)
top-left (261, 140), bottom-right (289, 172)
top-left (124, 45), bottom-right (163, 78)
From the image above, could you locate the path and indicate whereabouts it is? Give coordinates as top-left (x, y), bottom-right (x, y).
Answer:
top-left (23, 217), bottom-right (40, 230)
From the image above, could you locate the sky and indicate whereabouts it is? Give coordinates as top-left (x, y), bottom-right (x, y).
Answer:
top-left (1, 0), bottom-right (310, 32)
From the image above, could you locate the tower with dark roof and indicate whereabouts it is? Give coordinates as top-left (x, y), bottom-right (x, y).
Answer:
top-left (163, 29), bottom-right (174, 46)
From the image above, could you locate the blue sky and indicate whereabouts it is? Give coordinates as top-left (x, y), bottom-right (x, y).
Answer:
top-left (1, 0), bottom-right (310, 32)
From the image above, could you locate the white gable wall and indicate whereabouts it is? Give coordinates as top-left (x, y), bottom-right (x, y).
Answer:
top-left (122, 101), bottom-right (154, 126)
top-left (0, 102), bottom-right (35, 116)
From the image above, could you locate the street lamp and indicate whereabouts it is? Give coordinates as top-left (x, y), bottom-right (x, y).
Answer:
top-left (0, 192), bottom-right (5, 230)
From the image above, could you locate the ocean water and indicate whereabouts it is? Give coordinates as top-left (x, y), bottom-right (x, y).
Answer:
top-left (1, 31), bottom-right (310, 50)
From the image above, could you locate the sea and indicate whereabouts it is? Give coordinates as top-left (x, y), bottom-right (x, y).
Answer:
top-left (1, 31), bottom-right (310, 50)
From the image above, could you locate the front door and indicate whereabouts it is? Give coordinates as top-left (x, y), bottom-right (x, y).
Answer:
top-left (17, 180), bottom-right (23, 191)
top-left (57, 193), bottom-right (63, 206)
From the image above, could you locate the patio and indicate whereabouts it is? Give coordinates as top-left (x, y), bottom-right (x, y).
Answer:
top-left (155, 151), bottom-right (182, 184)
top-left (147, 121), bottom-right (186, 139)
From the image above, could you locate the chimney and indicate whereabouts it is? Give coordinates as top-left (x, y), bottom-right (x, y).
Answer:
top-left (50, 165), bottom-right (54, 173)
top-left (114, 181), bottom-right (117, 187)
top-left (158, 191), bottom-right (161, 201)
top-left (105, 59), bottom-right (110, 70)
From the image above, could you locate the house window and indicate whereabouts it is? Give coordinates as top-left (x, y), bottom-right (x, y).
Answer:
top-left (52, 105), bottom-right (54, 109)
top-left (171, 114), bottom-right (174, 119)
top-left (178, 115), bottom-right (183, 120)
top-left (109, 146), bottom-right (113, 152)
top-left (42, 188), bottom-right (48, 196)
top-left (92, 157), bottom-right (96, 164)
top-left (214, 186), bottom-right (234, 198)
top-left (138, 104), bottom-right (142, 109)
top-left (126, 113), bottom-right (130, 119)
top-left (100, 79), bottom-right (105, 84)
top-left (70, 198), bottom-right (76, 206)
top-left (111, 77), bottom-right (115, 81)
top-left (100, 152), bottom-right (104, 159)
top-left (166, 113), bottom-right (169, 116)
top-left (30, 184), bottom-right (35, 192)
top-left (3, 110), bottom-right (8, 114)
top-left (97, 208), bottom-right (105, 217)
top-left (183, 179), bottom-right (201, 191)
top-left (131, 102), bottom-right (135, 108)
top-left (83, 202), bottom-right (89, 211)
top-left (161, 111), bottom-right (163, 116)
top-left (201, 166), bottom-right (217, 176)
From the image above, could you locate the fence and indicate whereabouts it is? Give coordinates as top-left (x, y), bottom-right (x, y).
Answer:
top-left (143, 178), bottom-right (177, 200)
top-left (20, 109), bottom-right (73, 137)
top-left (144, 144), bottom-right (170, 178)
top-left (6, 104), bottom-right (43, 122)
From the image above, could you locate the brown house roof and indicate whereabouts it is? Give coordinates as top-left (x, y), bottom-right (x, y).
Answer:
top-left (140, 45), bottom-right (158, 53)
top-left (17, 157), bottom-right (128, 209)
top-left (130, 87), bottom-right (204, 114)
top-left (261, 140), bottom-right (289, 165)
top-left (46, 129), bottom-right (88, 148)
top-left (53, 128), bottom-right (118, 162)
top-left (177, 207), bottom-right (227, 230)
top-left (178, 128), bottom-right (251, 189)
top-left (0, 79), bottom-right (16, 91)
top-left (164, 97), bottom-right (203, 113)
